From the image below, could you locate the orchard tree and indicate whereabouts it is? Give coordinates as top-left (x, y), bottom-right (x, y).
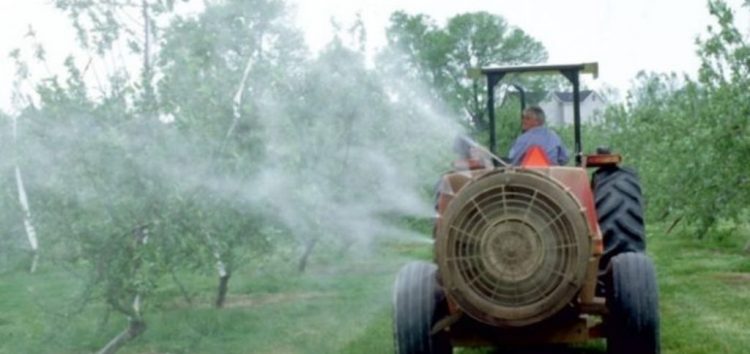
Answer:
top-left (684, 0), bottom-right (750, 234)
top-left (381, 11), bottom-right (548, 130)
top-left (53, 0), bottom-right (193, 115)
top-left (157, 0), bottom-right (306, 305)
top-left (599, 0), bottom-right (750, 239)
top-left (15, 63), bottom-right (186, 353)
top-left (9, 1), bottom-right (196, 351)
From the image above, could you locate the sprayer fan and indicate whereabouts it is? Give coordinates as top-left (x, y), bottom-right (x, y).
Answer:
top-left (436, 169), bottom-right (591, 327)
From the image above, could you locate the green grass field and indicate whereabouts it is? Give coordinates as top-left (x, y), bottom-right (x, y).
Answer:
top-left (1, 225), bottom-right (749, 354)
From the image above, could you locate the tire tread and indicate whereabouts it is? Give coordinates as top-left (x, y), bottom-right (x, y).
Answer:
top-left (393, 261), bottom-right (451, 354)
top-left (606, 253), bottom-right (660, 354)
top-left (593, 167), bottom-right (646, 271)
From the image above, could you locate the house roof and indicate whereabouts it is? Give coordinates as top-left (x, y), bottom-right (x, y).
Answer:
top-left (504, 91), bottom-right (548, 105)
top-left (553, 90), bottom-right (594, 103)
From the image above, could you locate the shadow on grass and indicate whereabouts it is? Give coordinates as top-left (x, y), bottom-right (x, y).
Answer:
top-left (338, 309), bottom-right (606, 354)
top-left (473, 345), bottom-right (605, 354)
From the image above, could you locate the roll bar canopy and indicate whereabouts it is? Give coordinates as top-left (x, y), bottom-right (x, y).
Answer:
top-left (479, 63), bottom-right (598, 166)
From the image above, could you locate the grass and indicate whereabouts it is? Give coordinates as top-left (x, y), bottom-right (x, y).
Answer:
top-left (651, 226), bottom-right (750, 354)
top-left (0, 225), bottom-right (749, 353)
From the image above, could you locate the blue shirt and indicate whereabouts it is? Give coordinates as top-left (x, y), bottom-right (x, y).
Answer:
top-left (508, 126), bottom-right (569, 166)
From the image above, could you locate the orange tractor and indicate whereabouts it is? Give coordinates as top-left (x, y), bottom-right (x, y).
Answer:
top-left (392, 63), bottom-right (659, 354)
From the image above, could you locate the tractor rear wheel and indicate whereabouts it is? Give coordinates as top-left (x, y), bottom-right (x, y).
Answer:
top-left (593, 166), bottom-right (646, 273)
top-left (393, 261), bottom-right (452, 354)
top-left (605, 253), bottom-right (660, 354)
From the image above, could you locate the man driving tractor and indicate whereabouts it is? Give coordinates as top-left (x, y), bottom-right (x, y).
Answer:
top-left (508, 105), bottom-right (569, 166)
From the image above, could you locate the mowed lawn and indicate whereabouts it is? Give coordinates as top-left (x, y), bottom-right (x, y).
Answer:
top-left (652, 228), bottom-right (750, 354)
top-left (0, 225), bottom-right (749, 354)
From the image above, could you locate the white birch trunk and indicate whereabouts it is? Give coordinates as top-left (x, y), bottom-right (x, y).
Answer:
top-left (132, 225), bottom-right (148, 318)
top-left (211, 50), bottom-right (252, 283)
top-left (205, 231), bottom-right (230, 307)
top-left (215, 251), bottom-right (228, 278)
top-left (12, 116), bottom-right (39, 273)
top-left (132, 294), bottom-right (141, 317)
top-left (206, 46), bottom-right (254, 308)
top-left (223, 53), bottom-right (254, 144)
top-left (205, 231), bottom-right (227, 278)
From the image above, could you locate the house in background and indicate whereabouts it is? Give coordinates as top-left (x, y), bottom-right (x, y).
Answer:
top-left (538, 90), bottom-right (606, 126)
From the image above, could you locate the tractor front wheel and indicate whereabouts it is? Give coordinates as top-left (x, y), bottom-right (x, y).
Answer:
top-left (605, 252), bottom-right (660, 354)
top-left (393, 261), bottom-right (452, 354)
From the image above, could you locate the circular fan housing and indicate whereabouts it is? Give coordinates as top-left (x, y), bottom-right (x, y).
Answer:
top-left (436, 169), bottom-right (591, 327)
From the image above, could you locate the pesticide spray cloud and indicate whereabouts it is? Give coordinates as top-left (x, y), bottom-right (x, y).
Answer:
top-left (239, 43), bottom-right (465, 262)
top-left (2, 0), bottom-right (469, 277)
top-left (0, 5), bottom-right (477, 353)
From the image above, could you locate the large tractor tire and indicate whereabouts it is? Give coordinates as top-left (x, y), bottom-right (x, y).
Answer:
top-left (593, 166), bottom-right (646, 272)
top-left (393, 261), bottom-right (452, 354)
top-left (605, 253), bottom-right (660, 354)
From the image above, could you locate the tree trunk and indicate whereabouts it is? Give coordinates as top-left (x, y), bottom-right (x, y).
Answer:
top-left (29, 251), bottom-right (39, 273)
top-left (665, 216), bottom-right (683, 235)
top-left (96, 318), bottom-right (146, 354)
top-left (14, 132), bottom-right (39, 273)
top-left (215, 268), bottom-right (231, 308)
top-left (203, 231), bottom-right (231, 308)
top-left (221, 42), bottom-right (255, 153)
top-left (297, 238), bottom-right (318, 273)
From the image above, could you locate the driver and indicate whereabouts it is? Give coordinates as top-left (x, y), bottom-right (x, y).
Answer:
top-left (508, 106), bottom-right (569, 166)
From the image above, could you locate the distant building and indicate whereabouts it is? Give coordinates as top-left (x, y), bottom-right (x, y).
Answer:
top-left (538, 90), bottom-right (606, 126)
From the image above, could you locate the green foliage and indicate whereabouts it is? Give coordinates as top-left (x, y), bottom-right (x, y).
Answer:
top-left (19, 76), bottom-right (180, 318)
top-left (7, 5), bottom-right (461, 351)
top-left (6, 0), bottom-right (750, 351)
top-left (380, 11), bottom-right (548, 131)
top-left (158, 0), bottom-right (306, 142)
top-left (155, 0), bottom-right (303, 281)
top-left (53, 0), bottom-right (186, 54)
top-left (598, 0), bottom-right (750, 237)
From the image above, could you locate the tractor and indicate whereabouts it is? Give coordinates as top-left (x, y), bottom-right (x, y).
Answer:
top-left (392, 63), bottom-right (659, 354)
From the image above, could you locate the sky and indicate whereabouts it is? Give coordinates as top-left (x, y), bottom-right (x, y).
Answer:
top-left (1, 0), bottom-right (748, 111)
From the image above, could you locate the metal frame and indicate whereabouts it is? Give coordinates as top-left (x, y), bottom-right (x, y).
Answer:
top-left (510, 84), bottom-right (526, 120)
top-left (482, 63), bottom-right (598, 166)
